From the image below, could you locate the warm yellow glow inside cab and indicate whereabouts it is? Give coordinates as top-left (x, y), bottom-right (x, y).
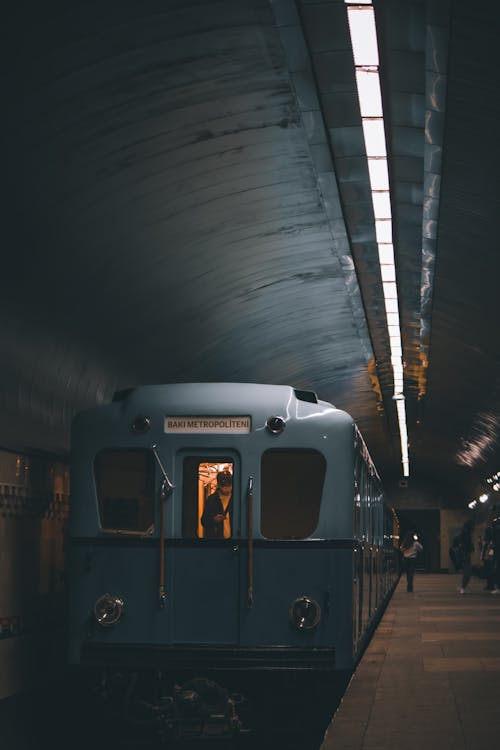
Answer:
top-left (197, 462), bottom-right (233, 538)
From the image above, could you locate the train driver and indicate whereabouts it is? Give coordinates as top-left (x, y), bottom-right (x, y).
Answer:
top-left (201, 470), bottom-right (233, 538)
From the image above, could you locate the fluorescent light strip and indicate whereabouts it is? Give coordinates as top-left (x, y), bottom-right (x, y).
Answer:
top-left (346, 2), bottom-right (409, 477)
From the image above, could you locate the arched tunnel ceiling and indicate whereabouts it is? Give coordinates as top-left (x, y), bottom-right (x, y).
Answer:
top-left (4, 0), bottom-right (500, 508)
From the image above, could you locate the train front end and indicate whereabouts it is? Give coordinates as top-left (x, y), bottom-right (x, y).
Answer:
top-left (67, 383), bottom-right (360, 739)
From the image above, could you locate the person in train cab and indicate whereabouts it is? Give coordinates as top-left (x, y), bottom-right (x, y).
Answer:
top-left (454, 519), bottom-right (474, 594)
top-left (399, 532), bottom-right (423, 592)
top-left (201, 470), bottom-right (232, 538)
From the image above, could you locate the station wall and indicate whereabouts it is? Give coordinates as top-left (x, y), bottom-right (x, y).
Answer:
top-left (0, 450), bottom-right (69, 699)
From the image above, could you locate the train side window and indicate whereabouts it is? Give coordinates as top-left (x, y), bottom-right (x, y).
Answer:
top-left (95, 449), bottom-right (155, 533)
top-left (261, 450), bottom-right (325, 539)
top-left (182, 458), bottom-right (234, 539)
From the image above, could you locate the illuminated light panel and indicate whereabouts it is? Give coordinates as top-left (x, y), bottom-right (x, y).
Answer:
top-left (372, 192), bottom-right (391, 218)
top-left (383, 281), bottom-right (397, 299)
top-left (376, 219), bottom-right (392, 243)
top-left (368, 158), bottom-right (390, 189)
top-left (346, 4), bottom-right (379, 65)
top-left (381, 265), bottom-right (396, 282)
top-left (378, 243), bottom-right (395, 264)
top-left (355, 70), bottom-right (383, 116)
top-left (346, 1), bottom-right (409, 477)
top-left (362, 119), bottom-right (386, 156)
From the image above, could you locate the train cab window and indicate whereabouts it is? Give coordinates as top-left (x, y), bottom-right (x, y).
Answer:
top-left (95, 449), bottom-right (155, 533)
top-left (182, 459), bottom-right (234, 539)
top-left (261, 450), bottom-right (325, 539)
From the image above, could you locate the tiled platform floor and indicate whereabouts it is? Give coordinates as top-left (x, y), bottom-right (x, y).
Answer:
top-left (321, 573), bottom-right (500, 750)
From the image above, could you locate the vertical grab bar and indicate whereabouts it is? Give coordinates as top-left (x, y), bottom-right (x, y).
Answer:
top-left (159, 479), bottom-right (167, 607)
top-left (247, 475), bottom-right (254, 607)
top-left (151, 445), bottom-right (175, 609)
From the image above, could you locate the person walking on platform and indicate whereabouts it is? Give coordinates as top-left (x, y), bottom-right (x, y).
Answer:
top-left (399, 532), bottom-right (423, 592)
top-left (490, 515), bottom-right (500, 595)
top-left (453, 520), bottom-right (474, 594)
top-left (481, 526), bottom-right (495, 590)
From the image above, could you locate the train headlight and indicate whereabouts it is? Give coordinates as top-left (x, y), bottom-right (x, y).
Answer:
top-left (289, 597), bottom-right (321, 630)
top-left (131, 415), bottom-right (151, 433)
top-left (266, 416), bottom-right (285, 434)
top-left (94, 594), bottom-right (125, 627)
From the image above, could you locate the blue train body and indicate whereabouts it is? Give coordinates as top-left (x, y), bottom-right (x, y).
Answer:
top-left (67, 383), bottom-right (398, 737)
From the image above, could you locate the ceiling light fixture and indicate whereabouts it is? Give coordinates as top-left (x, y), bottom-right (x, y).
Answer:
top-left (345, 1), bottom-right (409, 477)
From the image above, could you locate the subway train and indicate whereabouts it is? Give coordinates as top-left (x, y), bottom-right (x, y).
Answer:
top-left (67, 383), bottom-right (399, 741)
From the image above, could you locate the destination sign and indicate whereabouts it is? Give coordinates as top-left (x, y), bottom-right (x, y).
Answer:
top-left (164, 416), bottom-right (251, 434)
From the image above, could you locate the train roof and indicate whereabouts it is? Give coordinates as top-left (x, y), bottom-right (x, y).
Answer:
top-left (65, 383), bottom-right (357, 433)
top-left (109, 382), bottom-right (338, 416)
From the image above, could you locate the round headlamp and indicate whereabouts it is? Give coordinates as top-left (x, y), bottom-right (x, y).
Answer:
top-left (266, 416), bottom-right (285, 434)
top-left (131, 415), bottom-right (151, 433)
top-left (94, 594), bottom-right (125, 627)
top-left (289, 596), bottom-right (321, 630)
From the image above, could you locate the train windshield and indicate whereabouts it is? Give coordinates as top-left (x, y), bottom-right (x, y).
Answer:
top-left (182, 458), bottom-right (234, 539)
top-left (261, 450), bottom-right (325, 539)
top-left (94, 449), bottom-right (155, 533)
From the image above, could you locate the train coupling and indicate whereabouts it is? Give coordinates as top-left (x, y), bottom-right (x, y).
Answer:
top-left (165, 677), bottom-right (251, 739)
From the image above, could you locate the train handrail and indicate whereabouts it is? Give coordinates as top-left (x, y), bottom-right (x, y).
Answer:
top-left (151, 445), bottom-right (175, 608)
top-left (247, 475), bottom-right (254, 607)
top-left (159, 478), bottom-right (167, 607)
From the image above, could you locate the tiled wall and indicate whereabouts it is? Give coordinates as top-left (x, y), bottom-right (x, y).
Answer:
top-left (0, 450), bottom-right (69, 699)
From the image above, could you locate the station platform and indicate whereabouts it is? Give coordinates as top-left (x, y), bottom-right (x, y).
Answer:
top-left (321, 573), bottom-right (500, 750)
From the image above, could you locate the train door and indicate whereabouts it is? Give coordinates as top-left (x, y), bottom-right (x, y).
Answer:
top-left (361, 466), bottom-right (371, 630)
top-left (239, 449), bottom-right (327, 647)
top-left (170, 452), bottom-right (241, 644)
top-left (368, 477), bottom-right (377, 616)
top-left (353, 461), bottom-right (361, 652)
